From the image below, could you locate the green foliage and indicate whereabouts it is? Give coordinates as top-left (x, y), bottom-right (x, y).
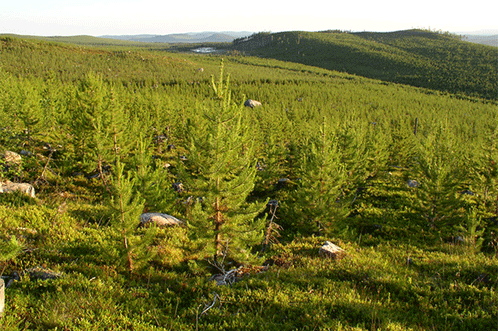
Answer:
top-left (411, 125), bottom-right (467, 228)
top-left (69, 72), bottom-right (112, 175)
top-left (232, 29), bottom-right (498, 100)
top-left (132, 134), bottom-right (177, 213)
top-left (456, 207), bottom-right (485, 253)
top-left (109, 159), bottom-right (156, 273)
top-left (291, 118), bottom-right (348, 235)
top-left (180, 62), bottom-right (266, 263)
top-left (0, 190), bottom-right (36, 207)
top-left (0, 235), bottom-right (23, 262)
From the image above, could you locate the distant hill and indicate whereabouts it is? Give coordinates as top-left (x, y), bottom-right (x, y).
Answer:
top-left (101, 31), bottom-right (253, 43)
top-left (463, 35), bottom-right (498, 47)
top-left (0, 33), bottom-right (162, 48)
top-left (229, 29), bottom-right (498, 100)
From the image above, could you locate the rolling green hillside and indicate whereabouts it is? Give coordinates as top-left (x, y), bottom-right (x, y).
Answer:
top-left (0, 35), bottom-right (497, 330)
top-left (230, 29), bottom-right (498, 100)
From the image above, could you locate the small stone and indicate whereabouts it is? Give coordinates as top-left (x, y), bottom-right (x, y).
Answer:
top-left (0, 278), bottom-right (4, 318)
top-left (319, 241), bottom-right (346, 260)
top-left (26, 267), bottom-right (62, 281)
top-left (275, 178), bottom-right (291, 189)
top-left (244, 99), bottom-right (262, 108)
top-left (139, 213), bottom-right (182, 227)
top-left (3, 151), bottom-right (22, 166)
top-left (0, 181), bottom-right (36, 198)
top-left (407, 179), bottom-right (419, 188)
top-left (267, 200), bottom-right (278, 207)
top-left (19, 150), bottom-right (32, 157)
top-left (172, 182), bottom-right (184, 193)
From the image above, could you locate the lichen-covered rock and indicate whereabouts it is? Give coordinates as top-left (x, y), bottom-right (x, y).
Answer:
top-left (244, 99), bottom-right (262, 108)
top-left (139, 213), bottom-right (182, 227)
top-left (0, 181), bottom-right (36, 198)
top-left (319, 241), bottom-right (346, 260)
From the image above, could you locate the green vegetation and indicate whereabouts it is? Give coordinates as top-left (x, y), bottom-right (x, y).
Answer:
top-left (231, 29), bottom-right (498, 100)
top-left (0, 32), bottom-right (497, 330)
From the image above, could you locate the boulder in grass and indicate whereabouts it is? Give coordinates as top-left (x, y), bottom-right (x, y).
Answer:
top-left (244, 99), bottom-right (262, 108)
top-left (407, 179), bottom-right (419, 188)
top-left (319, 241), bottom-right (346, 260)
top-left (26, 267), bottom-right (62, 281)
top-left (2, 151), bottom-right (22, 167)
top-left (139, 213), bottom-right (182, 227)
top-left (0, 181), bottom-right (35, 198)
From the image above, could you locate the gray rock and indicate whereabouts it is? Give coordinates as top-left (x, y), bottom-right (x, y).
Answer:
top-left (139, 213), bottom-right (182, 227)
top-left (19, 150), bottom-right (32, 157)
top-left (267, 200), bottom-right (278, 207)
top-left (2, 151), bottom-right (22, 166)
top-left (319, 241), bottom-right (346, 260)
top-left (26, 267), bottom-right (62, 281)
top-left (244, 99), bottom-right (262, 108)
top-left (276, 178), bottom-right (291, 189)
top-left (0, 181), bottom-right (36, 198)
top-left (407, 179), bottom-right (419, 188)
top-left (4, 272), bottom-right (20, 288)
top-left (172, 182), bottom-right (184, 193)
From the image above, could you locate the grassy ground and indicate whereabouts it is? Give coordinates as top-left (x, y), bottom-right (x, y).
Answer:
top-left (0, 178), bottom-right (496, 330)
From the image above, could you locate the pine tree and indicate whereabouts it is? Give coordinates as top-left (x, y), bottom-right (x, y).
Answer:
top-left (132, 133), bottom-right (177, 213)
top-left (180, 61), bottom-right (265, 264)
top-left (109, 159), bottom-right (156, 273)
top-left (293, 118), bottom-right (348, 235)
top-left (69, 72), bottom-right (107, 173)
top-left (107, 102), bottom-right (157, 273)
top-left (13, 78), bottom-right (42, 145)
top-left (471, 117), bottom-right (498, 217)
top-left (411, 124), bottom-right (465, 228)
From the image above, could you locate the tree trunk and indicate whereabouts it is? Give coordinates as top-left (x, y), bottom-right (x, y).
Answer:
top-left (213, 196), bottom-right (223, 261)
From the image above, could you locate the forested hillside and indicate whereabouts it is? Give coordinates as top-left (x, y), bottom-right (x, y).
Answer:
top-left (0, 34), bottom-right (497, 330)
top-left (231, 29), bottom-right (498, 100)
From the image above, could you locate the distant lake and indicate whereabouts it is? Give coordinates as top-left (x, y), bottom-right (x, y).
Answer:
top-left (192, 47), bottom-right (216, 53)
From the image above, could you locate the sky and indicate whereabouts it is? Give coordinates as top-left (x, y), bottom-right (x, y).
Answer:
top-left (1, 0), bottom-right (497, 36)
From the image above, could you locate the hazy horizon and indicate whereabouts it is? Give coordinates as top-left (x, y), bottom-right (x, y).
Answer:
top-left (2, 29), bottom-right (498, 39)
top-left (2, 0), bottom-right (496, 37)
